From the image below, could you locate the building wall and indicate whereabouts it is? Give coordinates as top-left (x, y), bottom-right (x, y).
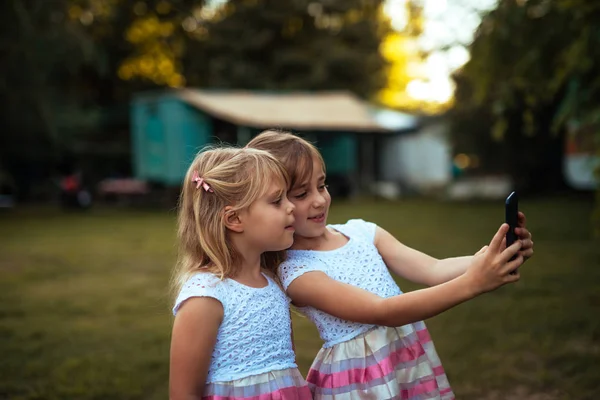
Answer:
top-left (131, 95), bottom-right (211, 185)
top-left (380, 122), bottom-right (452, 191)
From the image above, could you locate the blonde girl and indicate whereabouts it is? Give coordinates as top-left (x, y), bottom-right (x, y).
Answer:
top-left (169, 146), bottom-right (311, 400)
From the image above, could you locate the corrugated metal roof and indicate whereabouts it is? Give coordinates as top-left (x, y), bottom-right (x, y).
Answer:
top-left (173, 89), bottom-right (391, 133)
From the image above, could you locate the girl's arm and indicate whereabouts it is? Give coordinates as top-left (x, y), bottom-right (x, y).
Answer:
top-left (170, 297), bottom-right (223, 400)
top-left (374, 227), bottom-right (474, 286)
top-left (375, 212), bottom-right (534, 286)
top-left (287, 224), bottom-right (523, 327)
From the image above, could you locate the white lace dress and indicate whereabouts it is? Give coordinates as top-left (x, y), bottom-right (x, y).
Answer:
top-left (281, 219), bottom-right (454, 400)
top-left (173, 272), bottom-right (311, 399)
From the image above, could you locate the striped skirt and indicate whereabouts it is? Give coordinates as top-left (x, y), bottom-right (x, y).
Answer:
top-left (306, 322), bottom-right (454, 400)
top-left (203, 368), bottom-right (312, 400)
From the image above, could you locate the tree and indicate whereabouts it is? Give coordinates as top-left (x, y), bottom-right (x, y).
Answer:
top-left (452, 0), bottom-right (600, 199)
top-left (182, 0), bottom-right (388, 99)
top-left (1, 0), bottom-right (392, 199)
top-left (0, 0), bottom-right (205, 198)
top-left (113, 0), bottom-right (205, 87)
top-left (0, 0), bottom-right (105, 198)
top-left (376, 0), bottom-right (439, 113)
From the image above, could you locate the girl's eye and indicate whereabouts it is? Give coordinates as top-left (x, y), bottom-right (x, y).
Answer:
top-left (273, 198), bottom-right (282, 205)
top-left (294, 192), bottom-right (307, 199)
top-left (319, 184), bottom-right (329, 191)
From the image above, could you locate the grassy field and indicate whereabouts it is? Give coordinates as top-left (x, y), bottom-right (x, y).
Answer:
top-left (1, 197), bottom-right (598, 399)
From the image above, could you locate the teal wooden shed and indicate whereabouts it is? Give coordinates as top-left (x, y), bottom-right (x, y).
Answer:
top-left (131, 89), bottom-right (392, 195)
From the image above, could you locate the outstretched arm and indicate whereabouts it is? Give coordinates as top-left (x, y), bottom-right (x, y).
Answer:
top-left (375, 212), bottom-right (534, 286)
top-left (287, 224), bottom-right (523, 327)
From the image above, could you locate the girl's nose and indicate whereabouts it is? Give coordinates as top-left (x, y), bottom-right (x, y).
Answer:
top-left (313, 193), bottom-right (326, 208)
top-left (286, 198), bottom-right (295, 213)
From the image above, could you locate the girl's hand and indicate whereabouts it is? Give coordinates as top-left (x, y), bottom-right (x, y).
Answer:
top-left (465, 224), bottom-right (524, 295)
top-left (515, 212), bottom-right (534, 261)
top-left (474, 245), bottom-right (488, 256)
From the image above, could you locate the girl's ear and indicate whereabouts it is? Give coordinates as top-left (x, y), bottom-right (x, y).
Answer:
top-left (223, 206), bottom-right (244, 233)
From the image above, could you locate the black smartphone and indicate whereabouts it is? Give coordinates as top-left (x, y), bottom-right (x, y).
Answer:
top-left (505, 191), bottom-right (519, 270)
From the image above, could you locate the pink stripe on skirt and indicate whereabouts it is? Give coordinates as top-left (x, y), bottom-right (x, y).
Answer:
top-left (307, 324), bottom-right (454, 399)
top-left (202, 368), bottom-right (311, 400)
top-left (307, 340), bottom-right (427, 388)
top-left (203, 385), bottom-right (312, 400)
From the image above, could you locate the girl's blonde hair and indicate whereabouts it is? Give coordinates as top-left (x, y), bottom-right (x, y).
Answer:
top-left (246, 130), bottom-right (325, 191)
top-left (171, 146), bottom-right (289, 296)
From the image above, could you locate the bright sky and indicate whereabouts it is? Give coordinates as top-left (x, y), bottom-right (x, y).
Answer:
top-left (384, 0), bottom-right (498, 103)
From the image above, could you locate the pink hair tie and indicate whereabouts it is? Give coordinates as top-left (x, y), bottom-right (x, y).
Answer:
top-left (191, 170), bottom-right (213, 193)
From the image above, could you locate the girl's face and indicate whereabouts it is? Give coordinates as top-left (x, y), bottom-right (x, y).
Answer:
top-left (239, 180), bottom-right (296, 252)
top-left (288, 157), bottom-right (331, 239)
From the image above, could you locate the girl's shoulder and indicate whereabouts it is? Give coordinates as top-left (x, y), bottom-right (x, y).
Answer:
top-left (181, 271), bottom-right (226, 293)
top-left (278, 251), bottom-right (325, 290)
top-left (329, 218), bottom-right (377, 243)
top-left (172, 272), bottom-right (226, 315)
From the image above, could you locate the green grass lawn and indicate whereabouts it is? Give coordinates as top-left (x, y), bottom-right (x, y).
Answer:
top-left (1, 197), bottom-right (598, 399)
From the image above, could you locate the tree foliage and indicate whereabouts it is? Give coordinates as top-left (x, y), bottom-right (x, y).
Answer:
top-left (452, 0), bottom-right (600, 197)
top-left (181, 0), bottom-right (387, 98)
top-left (1, 0), bottom-right (393, 198)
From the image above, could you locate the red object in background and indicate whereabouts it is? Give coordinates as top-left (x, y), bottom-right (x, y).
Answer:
top-left (61, 175), bottom-right (80, 192)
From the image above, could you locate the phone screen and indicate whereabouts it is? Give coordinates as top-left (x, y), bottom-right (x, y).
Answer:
top-left (505, 191), bottom-right (519, 247)
top-left (505, 191), bottom-right (519, 269)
